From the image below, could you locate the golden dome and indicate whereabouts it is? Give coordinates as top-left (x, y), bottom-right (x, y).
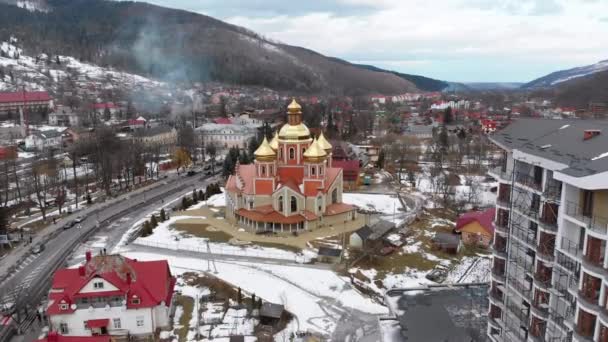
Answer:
top-left (303, 138), bottom-right (327, 163)
top-left (254, 137), bottom-right (276, 162)
top-left (269, 131), bottom-right (279, 150)
top-left (279, 123), bottom-right (311, 141)
top-left (316, 132), bottom-right (333, 151)
top-left (287, 98), bottom-right (302, 113)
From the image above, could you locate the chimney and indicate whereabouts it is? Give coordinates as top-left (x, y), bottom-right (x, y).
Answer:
top-left (85, 251), bottom-right (91, 262)
top-left (126, 272), bottom-right (132, 285)
top-left (584, 129), bottom-right (601, 141)
top-left (78, 266), bottom-right (85, 277)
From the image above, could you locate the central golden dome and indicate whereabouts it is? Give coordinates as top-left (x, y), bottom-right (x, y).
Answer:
top-left (279, 98), bottom-right (311, 141)
top-left (278, 123), bottom-right (311, 141)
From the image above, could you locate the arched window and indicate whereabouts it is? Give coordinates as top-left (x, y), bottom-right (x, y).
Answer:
top-left (278, 196), bottom-right (283, 213)
top-left (332, 188), bottom-right (338, 204)
top-left (317, 195), bottom-right (322, 213)
top-left (311, 166), bottom-right (316, 176)
top-left (319, 166), bottom-right (323, 175)
top-left (261, 165), bottom-right (266, 176)
top-left (289, 148), bottom-right (295, 160)
top-left (291, 196), bottom-right (297, 213)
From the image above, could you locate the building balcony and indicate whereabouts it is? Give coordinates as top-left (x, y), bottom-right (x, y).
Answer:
top-left (533, 272), bottom-right (552, 289)
top-left (490, 288), bottom-right (504, 304)
top-left (511, 223), bottom-right (537, 249)
top-left (495, 220), bottom-right (510, 235)
top-left (506, 303), bottom-right (530, 325)
top-left (574, 326), bottom-right (596, 342)
top-left (509, 278), bottom-right (533, 299)
top-left (581, 254), bottom-right (606, 275)
top-left (492, 268), bottom-right (506, 283)
top-left (531, 302), bottom-right (550, 319)
top-left (496, 196), bottom-right (511, 209)
top-left (513, 202), bottom-right (541, 221)
top-left (515, 172), bottom-right (543, 192)
top-left (577, 289), bottom-right (602, 314)
top-left (559, 237), bottom-right (583, 261)
top-left (565, 201), bottom-right (608, 236)
top-left (543, 179), bottom-right (562, 203)
top-left (538, 216), bottom-right (558, 232)
top-left (489, 166), bottom-right (512, 183)
top-left (537, 245), bottom-right (556, 263)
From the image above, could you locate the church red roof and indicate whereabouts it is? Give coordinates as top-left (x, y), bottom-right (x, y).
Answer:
top-left (47, 254), bottom-right (175, 316)
top-left (237, 206), bottom-right (315, 224)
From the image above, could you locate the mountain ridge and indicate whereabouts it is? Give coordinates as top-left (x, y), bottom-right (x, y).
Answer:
top-left (0, 0), bottom-right (449, 95)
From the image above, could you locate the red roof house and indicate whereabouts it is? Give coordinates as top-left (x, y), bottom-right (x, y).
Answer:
top-left (46, 252), bottom-right (175, 338)
top-left (36, 332), bottom-right (111, 342)
top-left (455, 208), bottom-right (496, 248)
top-left (0, 91), bottom-right (51, 103)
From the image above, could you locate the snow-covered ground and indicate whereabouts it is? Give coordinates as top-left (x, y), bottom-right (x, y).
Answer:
top-left (118, 249), bottom-right (388, 338)
top-left (343, 192), bottom-right (409, 225)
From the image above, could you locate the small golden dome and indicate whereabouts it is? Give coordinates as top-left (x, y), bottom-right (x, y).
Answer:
top-left (316, 132), bottom-right (333, 151)
top-left (303, 138), bottom-right (327, 163)
top-left (254, 137), bottom-right (276, 162)
top-left (269, 131), bottom-right (279, 150)
top-left (287, 98), bottom-right (301, 113)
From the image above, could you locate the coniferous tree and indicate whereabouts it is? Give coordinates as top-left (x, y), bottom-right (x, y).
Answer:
top-left (150, 214), bottom-right (158, 228)
top-left (160, 208), bottom-right (166, 221)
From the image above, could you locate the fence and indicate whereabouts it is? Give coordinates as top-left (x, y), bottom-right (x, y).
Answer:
top-left (132, 239), bottom-right (311, 264)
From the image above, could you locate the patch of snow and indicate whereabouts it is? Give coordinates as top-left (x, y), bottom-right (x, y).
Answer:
top-left (591, 152), bottom-right (608, 161)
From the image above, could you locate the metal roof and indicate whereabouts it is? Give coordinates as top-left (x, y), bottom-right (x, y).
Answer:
top-left (491, 118), bottom-right (608, 177)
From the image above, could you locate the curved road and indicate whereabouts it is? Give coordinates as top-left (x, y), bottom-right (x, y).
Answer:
top-left (0, 171), bottom-right (219, 341)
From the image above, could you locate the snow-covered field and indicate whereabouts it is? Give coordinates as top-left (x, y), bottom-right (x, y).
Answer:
top-left (343, 192), bottom-right (409, 225)
top-left (119, 249), bottom-right (388, 338)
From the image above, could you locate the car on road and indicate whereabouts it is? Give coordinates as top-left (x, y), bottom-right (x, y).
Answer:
top-left (31, 243), bottom-right (44, 254)
top-left (74, 216), bottom-right (84, 223)
top-left (186, 170), bottom-right (197, 176)
top-left (62, 220), bottom-right (76, 230)
top-left (0, 302), bottom-right (14, 316)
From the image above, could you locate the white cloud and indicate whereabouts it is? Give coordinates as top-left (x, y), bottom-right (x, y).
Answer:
top-left (222, 0), bottom-right (608, 81)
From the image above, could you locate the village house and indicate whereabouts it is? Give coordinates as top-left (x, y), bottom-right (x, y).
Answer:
top-left (25, 130), bottom-right (64, 151)
top-left (225, 99), bottom-right (356, 232)
top-left (92, 103), bottom-right (121, 120)
top-left (49, 106), bottom-right (80, 127)
top-left (455, 207), bottom-right (495, 248)
top-left (197, 122), bottom-right (261, 150)
top-left (132, 126), bottom-right (177, 153)
top-left (45, 252), bottom-right (175, 339)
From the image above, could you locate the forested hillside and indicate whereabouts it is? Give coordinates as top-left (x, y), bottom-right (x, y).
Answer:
top-left (0, 0), bottom-right (425, 95)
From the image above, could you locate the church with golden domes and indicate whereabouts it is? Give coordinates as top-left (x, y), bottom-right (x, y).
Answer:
top-left (225, 99), bottom-right (357, 232)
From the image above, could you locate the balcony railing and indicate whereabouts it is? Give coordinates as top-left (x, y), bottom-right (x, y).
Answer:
top-left (511, 223), bottom-right (537, 247)
top-left (490, 166), bottom-right (512, 182)
top-left (493, 268), bottom-right (506, 282)
top-left (497, 196), bottom-right (511, 208)
top-left (544, 179), bottom-right (562, 201)
top-left (559, 236), bottom-right (583, 259)
top-left (533, 272), bottom-right (552, 288)
top-left (494, 219), bottom-right (510, 234)
top-left (506, 303), bottom-right (530, 324)
top-left (565, 201), bottom-right (608, 235)
top-left (509, 277), bottom-right (533, 298)
top-left (490, 289), bottom-right (504, 303)
top-left (515, 172), bottom-right (543, 191)
top-left (538, 215), bottom-right (558, 232)
top-left (513, 201), bottom-right (541, 220)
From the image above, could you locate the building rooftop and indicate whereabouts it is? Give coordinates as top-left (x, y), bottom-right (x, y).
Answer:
top-left (491, 118), bottom-right (608, 177)
top-left (259, 302), bottom-right (284, 319)
top-left (384, 283), bottom-right (489, 342)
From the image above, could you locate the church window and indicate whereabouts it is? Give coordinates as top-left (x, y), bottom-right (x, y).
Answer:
top-left (291, 196), bottom-right (297, 213)
top-left (278, 196), bottom-right (284, 212)
top-left (311, 166), bottom-right (316, 176)
top-left (261, 165), bottom-right (266, 176)
top-left (289, 148), bottom-right (295, 159)
top-left (332, 188), bottom-right (338, 204)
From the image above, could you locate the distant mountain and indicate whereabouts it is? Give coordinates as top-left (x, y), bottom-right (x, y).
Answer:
top-left (349, 63), bottom-right (449, 92)
top-left (464, 82), bottom-right (523, 90)
top-left (543, 70), bottom-right (608, 108)
top-left (523, 60), bottom-right (608, 89)
top-left (0, 0), bottom-right (419, 95)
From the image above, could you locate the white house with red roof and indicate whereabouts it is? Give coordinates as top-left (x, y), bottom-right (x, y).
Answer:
top-left (46, 252), bottom-right (175, 339)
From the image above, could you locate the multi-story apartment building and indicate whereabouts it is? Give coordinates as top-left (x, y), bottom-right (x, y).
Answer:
top-left (487, 119), bottom-right (608, 342)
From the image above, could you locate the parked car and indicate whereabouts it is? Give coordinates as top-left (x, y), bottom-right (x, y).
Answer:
top-left (31, 243), bottom-right (44, 254)
top-left (74, 216), bottom-right (84, 223)
top-left (186, 170), bottom-right (197, 176)
top-left (425, 267), bottom-right (448, 283)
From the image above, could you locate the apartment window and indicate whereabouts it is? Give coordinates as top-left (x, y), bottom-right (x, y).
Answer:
top-left (59, 323), bottom-right (69, 334)
top-left (136, 316), bottom-right (144, 327)
top-left (113, 318), bottom-right (121, 329)
top-left (93, 281), bottom-right (104, 289)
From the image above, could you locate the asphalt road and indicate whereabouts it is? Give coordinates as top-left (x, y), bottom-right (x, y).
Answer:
top-left (0, 170), bottom-right (219, 341)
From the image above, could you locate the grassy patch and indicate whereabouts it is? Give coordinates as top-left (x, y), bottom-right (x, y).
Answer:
top-left (172, 223), bottom-right (232, 242)
top-left (254, 240), bottom-right (302, 253)
top-left (174, 295), bottom-right (194, 342)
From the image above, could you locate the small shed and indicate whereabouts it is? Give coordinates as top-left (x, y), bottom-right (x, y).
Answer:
top-left (317, 247), bottom-right (343, 264)
top-left (349, 220), bottom-right (396, 251)
top-left (259, 302), bottom-right (285, 326)
top-left (431, 232), bottom-right (462, 254)
top-left (455, 208), bottom-right (495, 248)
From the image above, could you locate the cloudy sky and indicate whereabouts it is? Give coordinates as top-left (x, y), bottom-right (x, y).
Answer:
top-left (135, 0), bottom-right (608, 82)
